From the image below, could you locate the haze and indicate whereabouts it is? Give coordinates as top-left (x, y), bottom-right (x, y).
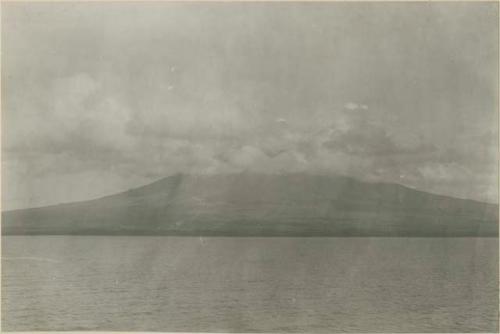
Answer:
top-left (2, 2), bottom-right (498, 210)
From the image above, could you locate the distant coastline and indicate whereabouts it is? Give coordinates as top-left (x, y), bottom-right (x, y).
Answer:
top-left (3, 173), bottom-right (498, 237)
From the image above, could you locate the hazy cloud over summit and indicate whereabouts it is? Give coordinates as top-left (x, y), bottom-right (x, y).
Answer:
top-left (2, 2), bottom-right (498, 209)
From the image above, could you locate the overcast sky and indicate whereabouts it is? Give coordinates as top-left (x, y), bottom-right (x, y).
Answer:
top-left (2, 2), bottom-right (498, 210)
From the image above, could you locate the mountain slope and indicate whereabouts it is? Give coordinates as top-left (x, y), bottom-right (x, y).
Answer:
top-left (2, 173), bottom-right (498, 236)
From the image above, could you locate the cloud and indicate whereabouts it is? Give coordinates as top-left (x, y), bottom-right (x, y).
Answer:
top-left (343, 102), bottom-right (368, 111)
top-left (127, 105), bottom-right (252, 141)
top-left (323, 108), bottom-right (436, 158)
top-left (5, 73), bottom-right (133, 156)
top-left (2, 2), bottom-right (497, 208)
top-left (344, 102), bottom-right (359, 110)
top-left (4, 72), bottom-right (497, 207)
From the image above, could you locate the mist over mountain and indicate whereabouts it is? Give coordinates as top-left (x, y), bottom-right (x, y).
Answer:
top-left (2, 173), bottom-right (498, 236)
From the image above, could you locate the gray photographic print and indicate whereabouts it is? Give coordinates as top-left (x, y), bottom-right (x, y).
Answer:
top-left (1, 1), bottom-right (499, 333)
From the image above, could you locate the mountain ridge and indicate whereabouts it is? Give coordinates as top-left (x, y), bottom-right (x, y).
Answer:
top-left (4, 172), bottom-right (496, 212)
top-left (2, 173), bottom-right (498, 236)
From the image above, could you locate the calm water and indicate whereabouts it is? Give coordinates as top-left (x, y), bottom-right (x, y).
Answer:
top-left (2, 236), bottom-right (498, 332)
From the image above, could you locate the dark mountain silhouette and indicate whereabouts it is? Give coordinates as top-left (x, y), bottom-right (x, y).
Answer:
top-left (2, 173), bottom-right (498, 236)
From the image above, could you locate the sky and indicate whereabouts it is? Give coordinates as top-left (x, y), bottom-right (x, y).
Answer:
top-left (2, 2), bottom-right (498, 210)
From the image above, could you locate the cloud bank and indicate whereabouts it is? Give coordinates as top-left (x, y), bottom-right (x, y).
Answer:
top-left (2, 2), bottom-right (498, 209)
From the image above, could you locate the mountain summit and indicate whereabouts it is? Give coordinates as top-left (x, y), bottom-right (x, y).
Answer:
top-left (2, 173), bottom-right (498, 236)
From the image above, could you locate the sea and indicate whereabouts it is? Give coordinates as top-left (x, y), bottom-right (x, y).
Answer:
top-left (2, 236), bottom-right (498, 332)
